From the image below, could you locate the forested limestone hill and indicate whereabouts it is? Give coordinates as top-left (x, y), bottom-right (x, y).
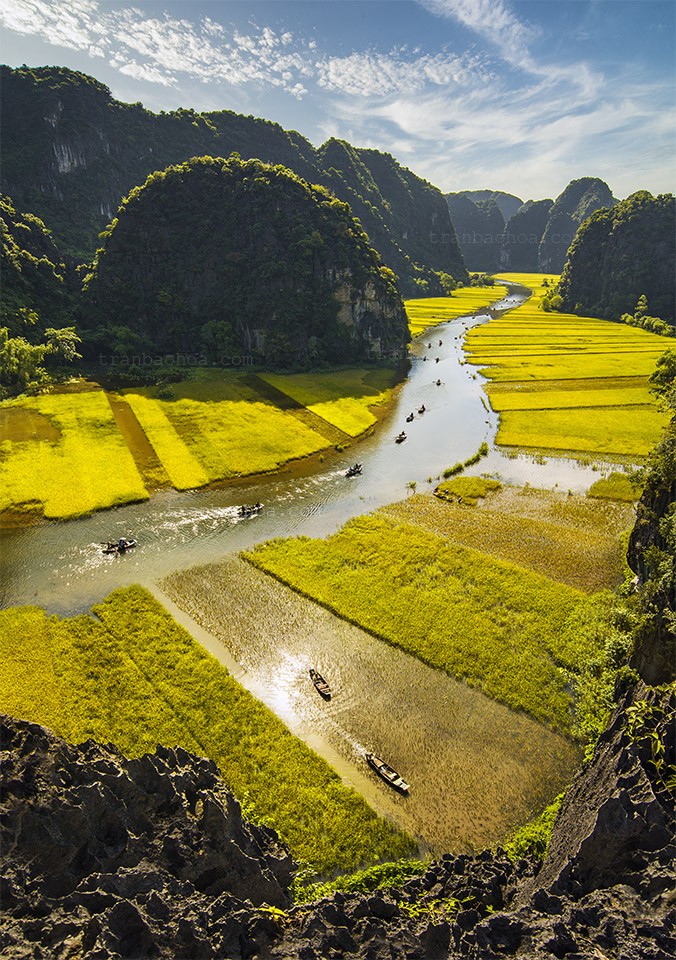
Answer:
top-left (0, 65), bottom-right (466, 295)
top-left (558, 191), bottom-right (676, 324)
top-left (81, 156), bottom-right (410, 366)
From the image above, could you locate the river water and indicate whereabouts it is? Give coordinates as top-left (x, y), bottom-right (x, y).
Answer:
top-left (1, 286), bottom-right (609, 853)
top-left (0, 287), bottom-right (606, 614)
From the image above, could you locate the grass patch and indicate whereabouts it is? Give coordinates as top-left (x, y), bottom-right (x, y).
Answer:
top-left (405, 286), bottom-right (507, 337)
top-left (503, 794), bottom-right (563, 862)
top-left (464, 273), bottom-right (670, 459)
top-left (435, 477), bottom-right (501, 506)
top-left (294, 859), bottom-right (428, 904)
top-left (245, 514), bottom-right (591, 733)
top-left (259, 368), bottom-right (398, 437)
top-left (0, 390), bottom-right (149, 519)
top-left (587, 472), bottom-right (641, 502)
top-left (441, 442), bottom-right (490, 478)
top-left (0, 587), bottom-right (415, 874)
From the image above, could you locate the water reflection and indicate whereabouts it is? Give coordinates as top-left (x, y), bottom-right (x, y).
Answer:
top-left (162, 558), bottom-right (580, 855)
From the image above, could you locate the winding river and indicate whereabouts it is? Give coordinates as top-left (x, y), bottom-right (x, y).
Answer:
top-left (0, 287), bottom-right (605, 614)
top-left (1, 285), bottom-right (609, 853)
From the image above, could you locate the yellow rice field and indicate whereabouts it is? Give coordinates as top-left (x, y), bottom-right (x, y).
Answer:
top-left (405, 285), bottom-right (507, 337)
top-left (465, 273), bottom-right (670, 458)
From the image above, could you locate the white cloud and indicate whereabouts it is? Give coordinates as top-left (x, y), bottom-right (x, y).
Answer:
top-left (316, 48), bottom-right (491, 98)
top-left (0, 0), bottom-right (314, 96)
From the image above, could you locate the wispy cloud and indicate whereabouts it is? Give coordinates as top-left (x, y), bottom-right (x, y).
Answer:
top-left (0, 0), bottom-right (314, 97)
top-left (315, 48), bottom-right (492, 97)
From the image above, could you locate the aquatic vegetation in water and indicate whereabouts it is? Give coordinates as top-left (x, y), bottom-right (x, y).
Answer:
top-left (0, 587), bottom-right (414, 873)
top-left (435, 477), bottom-right (502, 506)
top-left (245, 514), bottom-right (591, 733)
top-left (587, 471), bottom-right (641, 502)
top-left (0, 390), bottom-right (148, 519)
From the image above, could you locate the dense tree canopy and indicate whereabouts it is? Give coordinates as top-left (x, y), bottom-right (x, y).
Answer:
top-left (81, 156), bottom-right (409, 367)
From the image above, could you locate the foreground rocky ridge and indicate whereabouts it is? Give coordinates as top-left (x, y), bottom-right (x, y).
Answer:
top-left (1, 678), bottom-right (674, 959)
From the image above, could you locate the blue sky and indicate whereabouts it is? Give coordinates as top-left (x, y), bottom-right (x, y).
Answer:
top-left (2, 0), bottom-right (674, 200)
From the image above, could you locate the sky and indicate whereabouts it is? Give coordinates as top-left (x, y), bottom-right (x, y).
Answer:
top-left (2, 0), bottom-right (675, 201)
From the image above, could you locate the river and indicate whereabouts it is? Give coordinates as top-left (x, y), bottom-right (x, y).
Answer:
top-left (0, 286), bottom-right (606, 614)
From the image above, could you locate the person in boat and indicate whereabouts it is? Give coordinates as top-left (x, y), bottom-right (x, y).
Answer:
top-left (439, 339), bottom-right (443, 346)
top-left (118, 538), bottom-right (126, 551)
top-left (418, 404), bottom-right (425, 413)
top-left (436, 379), bottom-right (441, 386)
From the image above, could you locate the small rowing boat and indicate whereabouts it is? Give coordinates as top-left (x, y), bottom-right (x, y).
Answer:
top-left (102, 537), bottom-right (137, 555)
top-left (309, 668), bottom-right (331, 699)
top-left (365, 753), bottom-right (410, 793)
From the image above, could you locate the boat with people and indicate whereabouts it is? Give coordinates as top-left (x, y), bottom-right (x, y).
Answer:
top-left (309, 668), bottom-right (331, 699)
top-left (395, 431), bottom-right (407, 443)
top-left (365, 753), bottom-right (410, 794)
top-left (239, 502), bottom-right (263, 517)
top-left (435, 379), bottom-right (442, 386)
top-left (405, 413), bottom-right (414, 423)
top-left (345, 463), bottom-right (363, 478)
top-left (102, 537), bottom-right (137, 555)
top-left (418, 404), bottom-right (426, 414)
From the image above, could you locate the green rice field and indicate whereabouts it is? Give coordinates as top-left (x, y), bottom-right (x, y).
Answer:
top-left (245, 512), bottom-right (596, 733)
top-left (405, 285), bottom-right (508, 337)
top-left (465, 273), bottom-right (670, 458)
top-left (0, 586), bottom-right (414, 873)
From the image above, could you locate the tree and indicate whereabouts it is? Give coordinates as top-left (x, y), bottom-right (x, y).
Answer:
top-left (649, 349), bottom-right (676, 411)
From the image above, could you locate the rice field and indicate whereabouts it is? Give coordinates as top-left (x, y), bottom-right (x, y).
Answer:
top-left (0, 587), bottom-right (415, 873)
top-left (384, 486), bottom-right (633, 593)
top-left (123, 371), bottom-right (329, 487)
top-left (465, 273), bottom-right (670, 458)
top-left (405, 285), bottom-right (508, 337)
top-left (0, 389), bottom-right (149, 520)
top-left (245, 513), bottom-right (592, 733)
top-left (259, 368), bottom-right (398, 437)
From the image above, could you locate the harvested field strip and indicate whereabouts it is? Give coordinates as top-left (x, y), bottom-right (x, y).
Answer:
top-left (106, 393), bottom-right (170, 489)
top-left (0, 588), bottom-right (414, 873)
top-left (381, 489), bottom-right (632, 593)
top-left (122, 393), bottom-right (210, 490)
top-left (245, 514), bottom-right (589, 733)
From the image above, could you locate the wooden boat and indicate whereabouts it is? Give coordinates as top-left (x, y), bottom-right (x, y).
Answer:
top-left (395, 432), bottom-right (407, 443)
top-left (405, 413), bottom-right (414, 423)
top-left (345, 463), bottom-right (362, 478)
top-left (365, 753), bottom-right (410, 794)
top-left (239, 502), bottom-right (263, 517)
top-left (417, 405), bottom-right (426, 414)
top-left (102, 537), bottom-right (137, 555)
top-left (309, 668), bottom-right (331, 699)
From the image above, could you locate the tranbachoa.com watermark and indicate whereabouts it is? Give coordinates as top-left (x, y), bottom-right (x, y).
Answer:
top-left (97, 352), bottom-right (253, 367)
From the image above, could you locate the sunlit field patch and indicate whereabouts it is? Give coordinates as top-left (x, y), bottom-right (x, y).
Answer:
top-left (384, 486), bottom-right (633, 593)
top-left (0, 390), bottom-right (149, 519)
top-left (587, 472), bottom-right (641, 502)
top-left (259, 368), bottom-right (398, 437)
top-left (405, 285), bottom-right (507, 337)
top-left (464, 273), bottom-right (670, 458)
top-left (245, 514), bottom-right (591, 733)
top-left (497, 405), bottom-right (667, 457)
top-left (0, 587), bottom-right (414, 873)
top-left (123, 371), bottom-right (328, 485)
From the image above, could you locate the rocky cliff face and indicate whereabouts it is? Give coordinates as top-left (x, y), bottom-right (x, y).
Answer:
top-left (0, 65), bottom-right (464, 294)
top-left (538, 178), bottom-right (616, 274)
top-left (80, 155), bottom-right (410, 366)
top-left (2, 678), bottom-right (674, 959)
